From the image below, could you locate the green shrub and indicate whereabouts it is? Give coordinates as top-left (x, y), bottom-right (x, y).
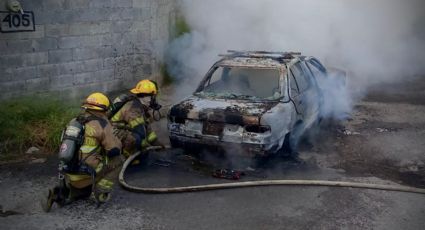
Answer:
top-left (175, 15), bottom-right (191, 37)
top-left (0, 95), bottom-right (80, 155)
top-left (160, 15), bottom-right (191, 86)
top-left (160, 63), bottom-right (174, 86)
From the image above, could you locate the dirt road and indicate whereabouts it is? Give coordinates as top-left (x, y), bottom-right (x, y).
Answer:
top-left (1, 77), bottom-right (424, 230)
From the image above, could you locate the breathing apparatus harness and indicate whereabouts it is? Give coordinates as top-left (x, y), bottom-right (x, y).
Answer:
top-left (56, 113), bottom-right (106, 206)
top-left (149, 95), bottom-right (162, 121)
top-left (109, 93), bottom-right (162, 122)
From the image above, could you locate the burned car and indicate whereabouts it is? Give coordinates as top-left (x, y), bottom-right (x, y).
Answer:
top-left (168, 51), bottom-right (330, 157)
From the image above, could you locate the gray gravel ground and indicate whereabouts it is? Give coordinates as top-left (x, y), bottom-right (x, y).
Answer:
top-left (1, 76), bottom-right (424, 230)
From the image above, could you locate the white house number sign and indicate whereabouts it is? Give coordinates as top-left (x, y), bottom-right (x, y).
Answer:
top-left (0, 11), bottom-right (35, 33)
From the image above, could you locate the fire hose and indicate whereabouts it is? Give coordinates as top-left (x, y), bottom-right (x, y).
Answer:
top-left (118, 148), bottom-right (425, 195)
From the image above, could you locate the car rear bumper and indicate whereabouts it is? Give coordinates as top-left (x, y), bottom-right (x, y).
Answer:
top-left (169, 134), bottom-right (270, 157)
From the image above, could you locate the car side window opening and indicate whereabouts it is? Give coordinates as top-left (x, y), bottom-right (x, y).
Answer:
top-left (308, 59), bottom-right (327, 73)
top-left (205, 67), bottom-right (224, 88)
top-left (289, 70), bottom-right (300, 98)
top-left (290, 62), bottom-right (310, 92)
top-left (307, 61), bottom-right (326, 87)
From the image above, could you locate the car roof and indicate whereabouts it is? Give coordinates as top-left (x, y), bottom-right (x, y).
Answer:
top-left (217, 50), bottom-right (304, 68)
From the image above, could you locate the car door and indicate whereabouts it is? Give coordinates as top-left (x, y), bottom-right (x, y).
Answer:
top-left (289, 61), bottom-right (320, 127)
top-left (288, 65), bottom-right (305, 118)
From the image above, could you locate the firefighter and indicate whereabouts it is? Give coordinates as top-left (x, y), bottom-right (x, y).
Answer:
top-left (43, 93), bottom-right (123, 212)
top-left (109, 79), bottom-right (163, 161)
top-left (78, 92), bottom-right (123, 195)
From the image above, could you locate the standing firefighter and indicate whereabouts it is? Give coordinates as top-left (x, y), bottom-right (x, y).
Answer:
top-left (42, 93), bottom-right (123, 212)
top-left (109, 79), bottom-right (163, 162)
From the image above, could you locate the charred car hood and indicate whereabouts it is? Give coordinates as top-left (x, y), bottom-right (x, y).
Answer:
top-left (169, 96), bottom-right (278, 125)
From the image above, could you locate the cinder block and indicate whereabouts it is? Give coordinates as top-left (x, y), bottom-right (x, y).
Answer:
top-left (95, 68), bottom-right (114, 81)
top-left (0, 40), bottom-right (32, 55)
top-left (32, 38), bottom-right (59, 52)
top-left (58, 62), bottom-right (80, 75)
top-left (59, 35), bottom-right (113, 49)
top-left (45, 24), bottom-right (70, 37)
top-left (73, 72), bottom-right (94, 85)
top-left (111, 20), bottom-right (132, 33)
top-left (58, 36), bottom-right (81, 49)
top-left (74, 68), bottom-right (115, 86)
top-left (88, 0), bottom-right (132, 8)
top-left (131, 64), bottom-right (147, 80)
top-left (46, 22), bottom-right (111, 37)
top-left (89, 0), bottom-right (113, 8)
top-left (114, 66), bottom-right (133, 80)
top-left (111, 44), bottom-right (136, 57)
top-left (48, 49), bottom-right (73, 64)
top-left (42, 0), bottom-right (65, 9)
top-left (111, 31), bottom-right (148, 48)
top-left (50, 74), bottom-right (74, 88)
top-left (132, 54), bottom-right (145, 66)
top-left (103, 55), bottom-right (135, 69)
top-left (0, 52), bottom-right (48, 68)
top-left (133, 0), bottom-right (151, 8)
top-left (36, 9), bottom-right (83, 24)
top-left (1, 66), bottom-right (38, 82)
top-left (143, 64), bottom-right (152, 75)
top-left (50, 59), bottom-right (103, 76)
top-left (62, 78), bottom-right (122, 99)
top-left (112, 0), bottom-right (133, 8)
top-left (77, 8), bottom-right (116, 22)
top-left (37, 64), bottom-right (61, 77)
top-left (73, 46), bottom-right (114, 61)
top-left (0, 25), bottom-right (45, 40)
top-left (25, 77), bottom-right (50, 91)
top-left (120, 8), bottom-right (147, 20)
top-left (64, 0), bottom-right (90, 9)
top-left (37, 58), bottom-right (103, 78)
top-left (76, 59), bottom-right (104, 73)
top-left (19, 1), bottom-right (44, 10)
top-left (103, 79), bottom-right (124, 92)
top-left (103, 57), bottom-right (119, 69)
top-left (0, 80), bottom-right (26, 93)
top-left (129, 20), bottom-right (151, 33)
top-left (70, 22), bottom-right (112, 36)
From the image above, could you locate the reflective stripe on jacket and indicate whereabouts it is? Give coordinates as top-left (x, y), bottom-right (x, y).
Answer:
top-left (79, 111), bottom-right (122, 168)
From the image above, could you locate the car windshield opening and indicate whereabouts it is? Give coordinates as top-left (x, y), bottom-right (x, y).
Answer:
top-left (198, 66), bottom-right (282, 100)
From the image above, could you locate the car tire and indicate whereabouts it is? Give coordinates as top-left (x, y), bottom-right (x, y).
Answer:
top-left (290, 121), bottom-right (304, 150)
top-left (279, 121), bottom-right (303, 157)
top-left (278, 132), bottom-right (291, 156)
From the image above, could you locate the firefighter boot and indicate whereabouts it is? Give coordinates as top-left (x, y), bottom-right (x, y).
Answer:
top-left (41, 189), bottom-right (57, 212)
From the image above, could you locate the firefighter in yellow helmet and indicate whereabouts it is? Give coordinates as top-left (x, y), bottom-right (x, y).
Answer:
top-left (79, 93), bottom-right (123, 193)
top-left (109, 80), bottom-right (163, 162)
top-left (43, 93), bottom-right (123, 212)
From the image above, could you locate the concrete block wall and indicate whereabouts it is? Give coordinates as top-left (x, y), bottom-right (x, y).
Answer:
top-left (0, 0), bottom-right (178, 99)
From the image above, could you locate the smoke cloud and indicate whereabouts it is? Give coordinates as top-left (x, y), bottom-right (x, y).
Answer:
top-left (165, 0), bottom-right (425, 119)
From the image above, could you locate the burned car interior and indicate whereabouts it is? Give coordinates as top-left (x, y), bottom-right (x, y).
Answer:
top-left (199, 66), bottom-right (282, 100)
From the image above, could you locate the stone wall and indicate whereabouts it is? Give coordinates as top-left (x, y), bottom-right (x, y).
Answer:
top-left (0, 0), bottom-right (178, 99)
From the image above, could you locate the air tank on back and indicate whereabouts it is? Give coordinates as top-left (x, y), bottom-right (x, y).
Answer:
top-left (58, 118), bottom-right (83, 163)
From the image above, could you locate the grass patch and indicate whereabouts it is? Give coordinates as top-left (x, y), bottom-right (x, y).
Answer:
top-left (160, 15), bottom-right (191, 86)
top-left (160, 63), bottom-right (174, 86)
top-left (174, 15), bottom-right (191, 37)
top-left (0, 95), bottom-right (80, 156)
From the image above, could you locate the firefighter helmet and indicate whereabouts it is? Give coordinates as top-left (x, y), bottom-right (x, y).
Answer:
top-left (130, 79), bottom-right (158, 95)
top-left (82, 92), bottom-right (110, 111)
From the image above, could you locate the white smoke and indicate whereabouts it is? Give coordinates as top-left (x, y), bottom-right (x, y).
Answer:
top-left (165, 0), bottom-right (425, 119)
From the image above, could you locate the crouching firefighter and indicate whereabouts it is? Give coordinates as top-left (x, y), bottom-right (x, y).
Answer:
top-left (109, 79), bottom-right (163, 162)
top-left (42, 93), bottom-right (123, 212)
